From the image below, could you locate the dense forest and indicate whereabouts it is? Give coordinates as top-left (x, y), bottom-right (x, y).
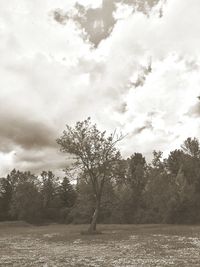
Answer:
top-left (1, 120), bottom-right (200, 226)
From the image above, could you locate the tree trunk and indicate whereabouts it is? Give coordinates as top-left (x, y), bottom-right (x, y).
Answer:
top-left (88, 201), bottom-right (100, 233)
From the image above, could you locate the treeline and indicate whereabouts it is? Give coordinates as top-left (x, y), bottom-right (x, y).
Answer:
top-left (0, 170), bottom-right (76, 223)
top-left (1, 137), bottom-right (200, 224)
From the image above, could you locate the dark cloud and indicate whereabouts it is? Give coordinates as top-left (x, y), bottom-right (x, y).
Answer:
top-left (116, 102), bottom-right (127, 114)
top-left (186, 101), bottom-right (200, 118)
top-left (13, 147), bottom-right (69, 174)
top-left (72, 0), bottom-right (115, 46)
top-left (130, 61), bottom-right (152, 88)
top-left (133, 120), bottom-right (153, 135)
top-left (53, 0), bottom-right (160, 47)
top-left (119, 0), bottom-right (159, 9)
top-left (147, 111), bottom-right (159, 117)
top-left (0, 114), bottom-right (57, 152)
top-left (53, 9), bottom-right (69, 25)
top-left (185, 59), bottom-right (199, 72)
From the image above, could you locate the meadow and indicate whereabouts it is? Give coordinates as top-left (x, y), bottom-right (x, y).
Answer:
top-left (0, 222), bottom-right (200, 266)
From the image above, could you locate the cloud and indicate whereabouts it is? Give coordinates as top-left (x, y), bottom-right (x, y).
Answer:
top-left (89, 0), bottom-right (200, 158)
top-left (53, 1), bottom-right (116, 47)
top-left (0, 0), bottom-right (93, 175)
top-left (53, 0), bottom-right (160, 47)
top-left (119, 55), bottom-right (200, 158)
top-left (0, 114), bottom-right (56, 152)
top-left (186, 99), bottom-right (200, 118)
top-left (0, 0), bottom-right (200, 175)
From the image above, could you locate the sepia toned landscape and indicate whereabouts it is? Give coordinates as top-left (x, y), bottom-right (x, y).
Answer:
top-left (1, 0), bottom-right (200, 266)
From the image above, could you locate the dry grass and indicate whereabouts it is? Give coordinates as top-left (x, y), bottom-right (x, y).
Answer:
top-left (0, 223), bottom-right (200, 266)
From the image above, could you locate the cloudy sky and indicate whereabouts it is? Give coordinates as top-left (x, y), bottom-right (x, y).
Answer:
top-left (0, 0), bottom-right (200, 176)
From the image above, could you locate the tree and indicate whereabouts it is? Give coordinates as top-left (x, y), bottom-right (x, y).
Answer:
top-left (58, 177), bottom-right (77, 223)
top-left (166, 149), bottom-right (185, 176)
top-left (40, 171), bottom-right (61, 221)
top-left (57, 117), bottom-right (123, 233)
top-left (10, 171), bottom-right (42, 223)
top-left (41, 171), bottom-right (56, 210)
top-left (0, 177), bottom-right (12, 220)
top-left (0, 169), bottom-right (34, 221)
top-left (142, 151), bottom-right (177, 223)
top-left (126, 153), bottom-right (147, 222)
top-left (127, 153), bottom-right (146, 192)
top-left (59, 177), bottom-right (76, 208)
top-left (113, 154), bottom-right (147, 223)
top-left (71, 176), bottom-right (116, 224)
top-left (181, 137), bottom-right (200, 158)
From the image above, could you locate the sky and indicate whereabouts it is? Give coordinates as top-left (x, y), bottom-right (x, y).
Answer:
top-left (0, 0), bottom-right (200, 176)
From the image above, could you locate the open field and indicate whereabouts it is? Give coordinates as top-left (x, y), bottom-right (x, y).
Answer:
top-left (1, 223), bottom-right (200, 266)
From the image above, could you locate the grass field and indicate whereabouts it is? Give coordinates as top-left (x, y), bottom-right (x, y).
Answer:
top-left (1, 222), bottom-right (200, 266)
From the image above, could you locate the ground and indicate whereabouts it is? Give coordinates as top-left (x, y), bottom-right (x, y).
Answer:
top-left (0, 222), bottom-right (200, 266)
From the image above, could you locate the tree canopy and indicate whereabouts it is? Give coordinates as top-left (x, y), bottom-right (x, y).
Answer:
top-left (57, 117), bottom-right (123, 233)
